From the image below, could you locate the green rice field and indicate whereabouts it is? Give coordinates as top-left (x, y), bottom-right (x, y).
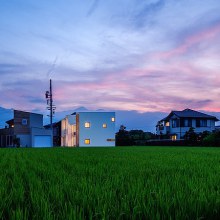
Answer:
top-left (0, 146), bottom-right (220, 220)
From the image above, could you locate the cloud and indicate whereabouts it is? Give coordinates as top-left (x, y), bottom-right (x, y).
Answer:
top-left (132, 0), bottom-right (165, 28)
top-left (0, 63), bottom-right (26, 75)
top-left (0, 0), bottom-right (220, 114)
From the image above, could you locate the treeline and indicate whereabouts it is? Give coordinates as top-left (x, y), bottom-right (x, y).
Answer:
top-left (116, 125), bottom-right (220, 147)
top-left (116, 125), bottom-right (156, 146)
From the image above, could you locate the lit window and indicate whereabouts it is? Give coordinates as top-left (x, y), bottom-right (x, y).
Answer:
top-left (85, 122), bottom-right (90, 128)
top-left (84, 139), bottom-right (90, 144)
top-left (103, 123), bottom-right (107, 128)
top-left (165, 122), bottom-right (170, 126)
top-left (22, 119), bottom-right (28, 125)
top-left (171, 135), bottom-right (177, 141)
top-left (111, 117), bottom-right (115, 122)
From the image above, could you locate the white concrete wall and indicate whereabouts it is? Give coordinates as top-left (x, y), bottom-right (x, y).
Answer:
top-left (78, 112), bottom-right (115, 147)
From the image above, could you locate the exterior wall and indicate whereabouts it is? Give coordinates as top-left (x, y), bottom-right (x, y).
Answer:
top-left (60, 112), bottom-right (116, 147)
top-left (169, 119), bottom-right (215, 139)
top-left (78, 112), bottom-right (115, 147)
top-left (61, 116), bottom-right (76, 147)
top-left (157, 118), bottom-right (216, 139)
top-left (14, 110), bottom-right (30, 135)
top-left (17, 134), bottom-right (31, 147)
top-left (30, 113), bottom-right (43, 128)
top-left (0, 127), bottom-right (14, 147)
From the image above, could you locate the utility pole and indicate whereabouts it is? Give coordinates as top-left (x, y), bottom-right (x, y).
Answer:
top-left (45, 79), bottom-right (56, 146)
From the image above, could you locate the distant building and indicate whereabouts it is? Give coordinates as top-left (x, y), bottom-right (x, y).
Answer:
top-left (156, 108), bottom-right (219, 140)
top-left (61, 112), bottom-right (115, 147)
top-left (0, 110), bottom-right (52, 147)
top-left (44, 121), bottom-right (61, 146)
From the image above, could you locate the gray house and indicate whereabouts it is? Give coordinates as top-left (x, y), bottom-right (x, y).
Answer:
top-left (0, 110), bottom-right (52, 147)
top-left (156, 109), bottom-right (219, 140)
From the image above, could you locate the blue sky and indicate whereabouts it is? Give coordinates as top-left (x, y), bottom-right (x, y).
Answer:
top-left (0, 0), bottom-right (220, 116)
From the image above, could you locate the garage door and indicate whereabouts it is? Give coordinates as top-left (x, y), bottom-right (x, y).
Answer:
top-left (33, 135), bottom-right (52, 147)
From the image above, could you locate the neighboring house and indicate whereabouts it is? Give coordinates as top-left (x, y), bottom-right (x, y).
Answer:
top-left (156, 108), bottom-right (219, 140)
top-left (0, 110), bottom-right (52, 147)
top-left (61, 112), bottom-right (115, 147)
top-left (44, 121), bottom-right (61, 146)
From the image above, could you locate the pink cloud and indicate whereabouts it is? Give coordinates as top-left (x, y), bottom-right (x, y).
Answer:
top-left (154, 22), bottom-right (220, 60)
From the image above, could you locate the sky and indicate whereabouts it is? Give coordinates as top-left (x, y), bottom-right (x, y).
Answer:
top-left (0, 0), bottom-right (220, 117)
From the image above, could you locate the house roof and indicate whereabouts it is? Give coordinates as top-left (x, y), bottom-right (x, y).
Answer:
top-left (161, 109), bottom-right (219, 122)
top-left (6, 119), bottom-right (14, 125)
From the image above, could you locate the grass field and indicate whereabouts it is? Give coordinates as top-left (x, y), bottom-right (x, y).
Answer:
top-left (0, 146), bottom-right (220, 220)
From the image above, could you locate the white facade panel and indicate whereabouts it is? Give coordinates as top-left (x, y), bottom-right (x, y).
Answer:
top-left (60, 112), bottom-right (115, 147)
top-left (78, 112), bottom-right (115, 147)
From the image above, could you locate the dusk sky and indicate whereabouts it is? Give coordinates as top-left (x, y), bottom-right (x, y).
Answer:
top-left (1, 0), bottom-right (220, 115)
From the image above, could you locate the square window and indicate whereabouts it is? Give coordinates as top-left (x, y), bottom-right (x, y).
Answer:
top-left (111, 117), bottom-right (115, 122)
top-left (171, 135), bottom-right (177, 141)
top-left (85, 122), bottom-right (90, 128)
top-left (84, 139), bottom-right (90, 144)
top-left (22, 119), bottom-right (28, 125)
top-left (103, 123), bottom-right (107, 128)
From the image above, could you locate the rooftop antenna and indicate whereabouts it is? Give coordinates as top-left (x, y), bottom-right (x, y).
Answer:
top-left (45, 79), bottom-right (56, 146)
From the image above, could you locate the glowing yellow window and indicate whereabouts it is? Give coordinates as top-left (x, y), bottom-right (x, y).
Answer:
top-left (85, 122), bottom-right (90, 128)
top-left (111, 117), bottom-right (115, 122)
top-left (171, 135), bottom-right (177, 141)
top-left (165, 122), bottom-right (170, 126)
top-left (84, 139), bottom-right (90, 145)
top-left (103, 123), bottom-right (107, 128)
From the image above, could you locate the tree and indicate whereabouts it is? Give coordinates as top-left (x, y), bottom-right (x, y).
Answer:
top-left (116, 125), bottom-right (132, 146)
top-left (184, 127), bottom-right (198, 145)
top-left (116, 126), bottom-right (156, 146)
top-left (202, 131), bottom-right (220, 147)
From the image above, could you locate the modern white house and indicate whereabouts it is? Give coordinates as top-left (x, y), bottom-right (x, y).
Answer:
top-left (61, 111), bottom-right (115, 147)
top-left (0, 110), bottom-right (52, 147)
top-left (156, 108), bottom-right (219, 140)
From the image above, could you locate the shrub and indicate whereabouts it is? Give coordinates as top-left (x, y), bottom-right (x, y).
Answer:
top-left (203, 131), bottom-right (220, 147)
